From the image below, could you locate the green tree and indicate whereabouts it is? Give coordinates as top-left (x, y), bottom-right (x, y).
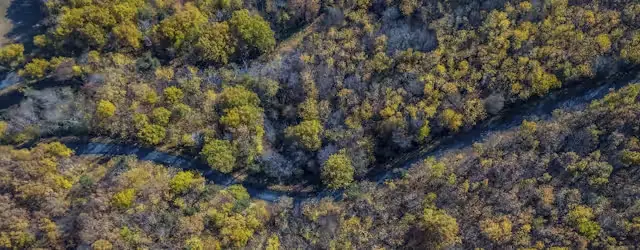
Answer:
top-left (184, 236), bottom-right (203, 250)
top-left (567, 205), bottom-right (601, 240)
top-left (170, 171), bottom-right (204, 194)
top-left (441, 109), bottom-right (463, 132)
top-left (20, 59), bottom-right (50, 79)
top-left (201, 139), bottom-right (236, 173)
top-left (621, 33), bottom-right (640, 63)
top-left (152, 107), bottom-right (171, 126)
top-left (113, 22), bottom-right (142, 49)
top-left (96, 100), bottom-right (116, 119)
top-left (321, 150), bottom-right (354, 189)
top-left (45, 142), bottom-right (73, 158)
top-left (196, 22), bottom-right (235, 64)
top-left (480, 216), bottom-right (513, 243)
top-left (137, 124), bottom-right (166, 145)
top-left (286, 120), bottom-right (323, 151)
top-left (218, 85), bottom-right (260, 109)
top-left (0, 43), bottom-right (24, 68)
top-left (91, 240), bottom-right (113, 250)
top-left (596, 34), bottom-right (611, 52)
top-left (163, 86), bottom-right (184, 105)
top-left (156, 3), bottom-right (207, 49)
top-left (229, 9), bottom-right (276, 54)
top-left (266, 234), bottom-right (280, 250)
top-left (418, 121), bottom-right (431, 142)
top-left (33, 35), bottom-right (48, 47)
top-left (226, 184), bottom-right (250, 201)
top-left (298, 98), bottom-right (319, 120)
top-left (0, 121), bottom-right (8, 138)
top-left (112, 188), bottom-right (136, 209)
top-left (422, 207), bottom-right (460, 249)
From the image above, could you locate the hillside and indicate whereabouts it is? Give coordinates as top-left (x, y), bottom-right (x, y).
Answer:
top-left (1, 0), bottom-right (640, 248)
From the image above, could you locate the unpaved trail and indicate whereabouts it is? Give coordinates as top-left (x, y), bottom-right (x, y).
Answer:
top-left (0, 0), bottom-right (13, 45)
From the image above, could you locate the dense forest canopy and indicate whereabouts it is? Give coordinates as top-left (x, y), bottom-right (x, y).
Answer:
top-left (1, 0), bottom-right (640, 248)
top-left (2, 0), bottom-right (640, 187)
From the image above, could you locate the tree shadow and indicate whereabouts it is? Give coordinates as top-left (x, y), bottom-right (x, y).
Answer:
top-left (5, 0), bottom-right (45, 52)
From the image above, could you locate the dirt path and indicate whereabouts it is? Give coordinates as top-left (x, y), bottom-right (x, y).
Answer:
top-left (257, 14), bottom-right (325, 62)
top-left (0, 0), bottom-right (13, 45)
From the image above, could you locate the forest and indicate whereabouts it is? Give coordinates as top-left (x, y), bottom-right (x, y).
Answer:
top-left (1, 0), bottom-right (640, 248)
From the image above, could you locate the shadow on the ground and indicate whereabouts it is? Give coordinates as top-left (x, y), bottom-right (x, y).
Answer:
top-left (5, 0), bottom-right (45, 52)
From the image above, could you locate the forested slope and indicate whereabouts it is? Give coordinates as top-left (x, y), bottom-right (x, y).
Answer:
top-left (2, 0), bottom-right (640, 189)
top-left (3, 70), bottom-right (640, 249)
top-left (276, 82), bottom-right (640, 249)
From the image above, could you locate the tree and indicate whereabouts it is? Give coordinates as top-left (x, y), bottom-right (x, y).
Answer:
top-left (441, 109), bottom-right (463, 132)
top-left (33, 35), bottom-right (48, 48)
top-left (298, 98), bottom-right (319, 120)
top-left (112, 188), bottom-right (136, 209)
top-left (196, 22), bottom-right (235, 64)
top-left (422, 207), bottom-right (460, 249)
top-left (567, 205), bottom-right (601, 240)
top-left (220, 214), bottom-right (255, 247)
top-left (266, 234), bottom-right (280, 250)
top-left (137, 124), bottom-right (166, 145)
top-left (226, 184), bottom-right (250, 201)
top-left (218, 85), bottom-right (260, 109)
top-left (321, 150), bottom-right (354, 189)
top-left (201, 139), bottom-right (236, 173)
top-left (96, 100), bottom-right (116, 119)
top-left (480, 216), bottom-right (513, 243)
top-left (0, 121), bottom-right (8, 138)
top-left (113, 22), bottom-right (142, 50)
top-left (20, 59), bottom-right (50, 79)
top-left (418, 121), bottom-right (431, 142)
top-left (229, 9), bottom-right (276, 54)
top-left (163, 86), bottom-right (184, 105)
top-left (595, 34), bottom-right (611, 52)
top-left (152, 107), bottom-right (171, 126)
top-left (170, 171), bottom-right (204, 194)
top-left (0, 43), bottom-right (24, 68)
top-left (91, 240), bottom-right (113, 250)
top-left (400, 0), bottom-right (419, 16)
top-left (156, 3), bottom-right (207, 50)
top-left (286, 120), bottom-right (323, 151)
top-left (184, 236), bottom-right (203, 250)
top-left (44, 142), bottom-right (73, 158)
